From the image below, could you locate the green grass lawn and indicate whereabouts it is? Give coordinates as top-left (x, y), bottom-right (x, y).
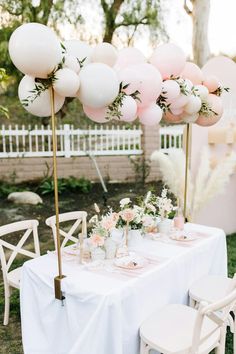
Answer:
top-left (0, 234), bottom-right (235, 354)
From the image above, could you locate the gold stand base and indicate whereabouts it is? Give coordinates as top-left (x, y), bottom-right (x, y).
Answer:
top-left (54, 275), bottom-right (66, 300)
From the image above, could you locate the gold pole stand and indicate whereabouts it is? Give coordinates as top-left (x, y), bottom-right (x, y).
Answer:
top-left (183, 123), bottom-right (191, 221)
top-left (50, 87), bottom-right (66, 300)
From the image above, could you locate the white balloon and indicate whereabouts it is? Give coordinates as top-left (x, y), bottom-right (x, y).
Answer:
top-left (64, 55), bottom-right (80, 74)
top-left (184, 95), bottom-right (202, 114)
top-left (18, 75), bottom-right (65, 117)
top-left (9, 23), bottom-right (62, 79)
top-left (184, 79), bottom-right (193, 92)
top-left (169, 94), bottom-right (189, 109)
top-left (91, 42), bottom-right (118, 67)
top-left (182, 112), bottom-right (199, 123)
top-left (64, 40), bottom-right (92, 66)
top-left (53, 68), bottom-right (80, 97)
top-left (120, 96), bottom-right (137, 122)
top-left (162, 80), bottom-right (180, 100)
top-left (78, 63), bottom-right (120, 108)
top-left (194, 84), bottom-right (209, 100)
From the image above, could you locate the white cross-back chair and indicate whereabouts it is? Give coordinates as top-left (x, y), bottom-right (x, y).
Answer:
top-left (140, 281), bottom-right (236, 354)
top-left (0, 219), bottom-right (40, 325)
top-left (189, 273), bottom-right (236, 353)
top-left (45, 211), bottom-right (87, 250)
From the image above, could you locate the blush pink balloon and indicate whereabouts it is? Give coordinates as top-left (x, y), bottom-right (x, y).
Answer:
top-left (181, 62), bottom-right (204, 85)
top-left (170, 107), bottom-right (183, 115)
top-left (119, 63), bottom-right (162, 108)
top-left (164, 111), bottom-right (183, 124)
top-left (162, 80), bottom-right (180, 100)
top-left (203, 76), bottom-right (220, 93)
top-left (120, 96), bottom-right (137, 122)
top-left (114, 48), bottom-right (146, 70)
top-left (150, 43), bottom-right (186, 79)
top-left (83, 105), bottom-right (108, 123)
top-left (196, 94), bottom-right (223, 127)
top-left (169, 94), bottom-right (189, 110)
top-left (138, 103), bottom-right (163, 126)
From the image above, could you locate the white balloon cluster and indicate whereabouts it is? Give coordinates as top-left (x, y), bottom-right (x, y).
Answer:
top-left (9, 22), bottom-right (227, 126)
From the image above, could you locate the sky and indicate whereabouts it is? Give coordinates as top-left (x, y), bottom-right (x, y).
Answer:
top-left (166, 0), bottom-right (236, 58)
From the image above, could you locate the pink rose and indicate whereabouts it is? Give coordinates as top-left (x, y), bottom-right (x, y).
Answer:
top-left (90, 234), bottom-right (105, 247)
top-left (101, 217), bottom-right (116, 231)
top-left (120, 208), bottom-right (136, 222)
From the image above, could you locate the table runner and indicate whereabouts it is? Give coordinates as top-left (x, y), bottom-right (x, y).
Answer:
top-left (20, 223), bottom-right (227, 354)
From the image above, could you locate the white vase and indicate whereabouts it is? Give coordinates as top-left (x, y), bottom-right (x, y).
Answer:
top-left (91, 247), bottom-right (106, 261)
top-left (158, 219), bottom-right (172, 235)
top-left (104, 238), bottom-right (117, 259)
top-left (127, 229), bottom-right (143, 248)
top-left (110, 228), bottom-right (124, 245)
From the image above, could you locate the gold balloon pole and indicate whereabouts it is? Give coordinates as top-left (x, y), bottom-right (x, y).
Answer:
top-left (183, 123), bottom-right (191, 221)
top-left (50, 87), bottom-right (66, 300)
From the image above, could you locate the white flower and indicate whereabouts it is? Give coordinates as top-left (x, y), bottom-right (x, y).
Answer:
top-left (142, 215), bottom-right (154, 227)
top-left (146, 203), bottom-right (156, 213)
top-left (120, 197), bottom-right (131, 208)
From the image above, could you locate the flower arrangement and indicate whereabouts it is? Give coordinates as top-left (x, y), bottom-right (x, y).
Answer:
top-left (89, 208), bottom-right (119, 249)
top-left (156, 187), bottom-right (176, 220)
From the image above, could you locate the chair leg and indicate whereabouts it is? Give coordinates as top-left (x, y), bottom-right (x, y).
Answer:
top-left (233, 311), bottom-right (236, 354)
top-left (3, 284), bottom-right (11, 326)
top-left (216, 325), bottom-right (227, 354)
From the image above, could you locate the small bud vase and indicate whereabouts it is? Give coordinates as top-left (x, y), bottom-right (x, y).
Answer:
top-left (91, 247), bottom-right (106, 261)
top-left (104, 238), bottom-right (117, 259)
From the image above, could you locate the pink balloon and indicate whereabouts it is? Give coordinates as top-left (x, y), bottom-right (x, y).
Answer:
top-left (203, 76), bottom-right (220, 93)
top-left (120, 96), bottom-right (137, 122)
top-left (181, 62), bottom-right (204, 85)
top-left (83, 105), bottom-right (108, 123)
top-left (196, 94), bottom-right (223, 127)
top-left (162, 80), bottom-right (180, 100)
top-left (150, 43), bottom-right (186, 79)
top-left (119, 63), bottom-right (162, 108)
top-left (114, 48), bottom-right (146, 70)
top-left (169, 94), bottom-right (189, 110)
top-left (164, 111), bottom-right (182, 124)
top-left (171, 107), bottom-right (183, 115)
top-left (138, 103), bottom-right (163, 126)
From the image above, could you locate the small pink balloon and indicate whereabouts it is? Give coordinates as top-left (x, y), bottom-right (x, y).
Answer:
top-left (181, 62), bottom-right (204, 85)
top-left (119, 63), bottom-right (162, 108)
top-left (114, 48), bottom-right (146, 70)
top-left (120, 96), bottom-right (137, 122)
top-left (138, 103), bottom-right (163, 126)
top-left (171, 107), bottom-right (183, 115)
top-left (83, 105), bottom-right (108, 123)
top-left (169, 94), bottom-right (189, 109)
top-left (203, 75), bottom-right (220, 93)
top-left (150, 43), bottom-right (186, 79)
top-left (196, 94), bottom-right (223, 127)
top-left (162, 80), bottom-right (180, 100)
top-left (164, 111), bottom-right (183, 124)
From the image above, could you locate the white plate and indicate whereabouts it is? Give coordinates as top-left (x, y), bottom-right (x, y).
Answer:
top-left (114, 255), bottom-right (147, 270)
top-left (170, 233), bottom-right (197, 242)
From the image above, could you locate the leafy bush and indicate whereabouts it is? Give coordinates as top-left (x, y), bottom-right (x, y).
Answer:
top-left (0, 182), bottom-right (27, 197)
top-left (38, 176), bottom-right (92, 195)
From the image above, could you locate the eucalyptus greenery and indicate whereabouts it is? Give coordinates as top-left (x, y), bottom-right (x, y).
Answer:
top-left (199, 101), bottom-right (217, 117)
top-left (106, 82), bottom-right (141, 120)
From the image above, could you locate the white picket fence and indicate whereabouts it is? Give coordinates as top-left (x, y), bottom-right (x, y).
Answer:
top-left (0, 124), bottom-right (184, 158)
top-left (159, 124), bottom-right (184, 153)
top-left (0, 124), bottom-right (143, 158)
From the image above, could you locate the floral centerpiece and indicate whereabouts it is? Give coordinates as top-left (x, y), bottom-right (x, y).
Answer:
top-left (156, 187), bottom-right (176, 234)
top-left (89, 208), bottom-right (119, 260)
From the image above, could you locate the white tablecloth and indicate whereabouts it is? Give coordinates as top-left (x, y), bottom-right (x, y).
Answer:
top-left (20, 223), bottom-right (227, 354)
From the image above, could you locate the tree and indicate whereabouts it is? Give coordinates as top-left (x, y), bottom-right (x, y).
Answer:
top-left (100, 0), bottom-right (165, 44)
top-left (184, 0), bottom-right (210, 66)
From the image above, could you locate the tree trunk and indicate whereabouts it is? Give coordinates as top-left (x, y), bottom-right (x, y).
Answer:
top-left (192, 0), bottom-right (210, 67)
top-left (101, 0), bottom-right (124, 43)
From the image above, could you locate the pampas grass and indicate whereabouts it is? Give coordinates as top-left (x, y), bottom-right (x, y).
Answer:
top-left (151, 148), bottom-right (236, 220)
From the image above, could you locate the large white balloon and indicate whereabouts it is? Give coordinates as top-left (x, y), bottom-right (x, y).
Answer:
top-left (18, 75), bottom-right (65, 117)
top-left (64, 55), bottom-right (80, 74)
top-left (53, 68), bottom-right (80, 97)
top-left (184, 95), bottom-right (202, 114)
top-left (64, 40), bottom-right (92, 66)
top-left (9, 23), bottom-right (62, 79)
top-left (91, 42), bottom-right (118, 67)
top-left (78, 63), bottom-right (120, 108)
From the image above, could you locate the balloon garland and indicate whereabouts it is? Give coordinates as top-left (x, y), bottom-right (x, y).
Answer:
top-left (8, 22), bottom-right (229, 299)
